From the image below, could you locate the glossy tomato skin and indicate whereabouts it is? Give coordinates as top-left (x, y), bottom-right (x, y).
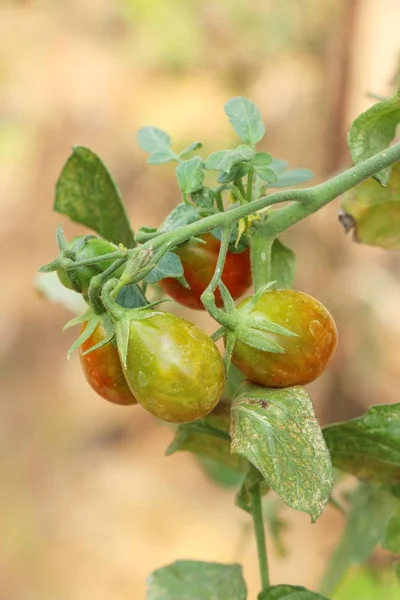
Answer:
top-left (79, 322), bottom-right (137, 405)
top-left (121, 312), bottom-right (224, 423)
top-left (160, 233), bottom-right (251, 310)
top-left (57, 236), bottom-right (123, 294)
top-left (231, 290), bottom-right (338, 387)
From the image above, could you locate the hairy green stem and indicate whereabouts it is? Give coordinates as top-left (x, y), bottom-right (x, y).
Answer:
top-left (64, 143), bottom-right (400, 275)
top-left (246, 168), bottom-right (254, 203)
top-left (251, 481), bottom-right (270, 591)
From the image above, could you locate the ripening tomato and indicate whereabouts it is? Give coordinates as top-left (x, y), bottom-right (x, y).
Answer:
top-left (159, 233), bottom-right (251, 310)
top-left (79, 322), bottom-right (137, 405)
top-left (57, 236), bottom-right (123, 295)
top-left (230, 289), bottom-right (338, 387)
top-left (120, 311), bottom-right (224, 423)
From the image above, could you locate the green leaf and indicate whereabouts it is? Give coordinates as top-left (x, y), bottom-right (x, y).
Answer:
top-left (146, 560), bottom-right (247, 600)
top-left (259, 585), bottom-right (328, 599)
top-left (191, 187), bottom-right (215, 208)
top-left (179, 141), bottom-right (203, 158)
top-left (323, 403), bottom-right (400, 495)
top-left (250, 230), bottom-right (296, 292)
top-left (268, 159), bottom-right (289, 175)
top-left (137, 126), bottom-right (171, 154)
top-left (340, 161), bottom-right (400, 250)
top-left (269, 168), bottom-right (314, 188)
top-left (176, 157), bottom-right (204, 199)
top-left (54, 147), bottom-right (134, 247)
top-left (382, 509), bottom-right (400, 553)
top-left (348, 91), bottom-right (400, 185)
top-left (116, 283), bottom-right (148, 309)
top-left (224, 363), bottom-right (246, 401)
top-left (159, 203), bottom-right (200, 232)
top-left (148, 149), bottom-right (177, 165)
top-left (254, 152), bottom-right (273, 167)
top-left (217, 163), bottom-right (250, 184)
top-left (205, 145), bottom-right (254, 172)
top-left (145, 252), bottom-right (184, 284)
top-left (224, 97), bottom-right (265, 144)
top-left (319, 483), bottom-right (399, 596)
top-left (196, 457), bottom-right (245, 488)
top-left (166, 399), bottom-right (247, 473)
top-left (231, 383), bottom-right (333, 522)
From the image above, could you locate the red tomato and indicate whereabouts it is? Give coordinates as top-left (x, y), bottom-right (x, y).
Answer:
top-left (79, 322), bottom-right (137, 405)
top-left (230, 289), bottom-right (338, 387)
top-left (160, 233), bottom-right (251, 310)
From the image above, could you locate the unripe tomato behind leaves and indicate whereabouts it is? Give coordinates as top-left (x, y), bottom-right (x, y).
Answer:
top-left (230, 289), bottom-right (338, 387)
top-left (120, 311), bottom-right (224, 423)
top-left (57, 236), bottom-right (123, 295)
top-left (80, 322), bottom-right (137, 405)
top-left (160, 233), bottom-right (251, 310)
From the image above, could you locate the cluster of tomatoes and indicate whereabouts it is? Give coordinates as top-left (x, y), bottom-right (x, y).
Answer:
top-left (58, 233), bottom-right (337, 424)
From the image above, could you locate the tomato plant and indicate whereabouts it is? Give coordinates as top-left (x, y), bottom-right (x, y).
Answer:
top-left (160, 232), bottom-right (251, 309)
top-left (79, 321), bottom-right (137, 405)
top-left (39, 94), bottom-right (400, 599)
top-left (230, 289), bottom-right (338, 387)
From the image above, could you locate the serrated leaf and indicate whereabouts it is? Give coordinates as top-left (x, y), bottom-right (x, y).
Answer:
top-left (116, 283), bottom-right (148, 309)
top-left (225, 96), bottom-right (265, 144)
top-left (176, 157), bottom-right (204, 198)
top-left (147, 149), bottom-right (177, 165)
top-left (166, 399), bottom-right (247, 473)
top-left (217, 163), bottom-right (250, 184)
top-left (250, 232), bottom-right (295, 292)
top-left (383, 509), bottom-right (400, 553)
top-left (145, 252), bottom-right (184, 284)
top-left (179, 141), bottom-right (203, 158)
top-left (340, 161), bottom-right (400, 250)
top-left (205, 145), bottom-right (253, 173)
top-left (146, 560), bottom-right (247, 600)
top-left (323, 403), bottom-right (400, 494)
top-left (231, 383), bottom-right (333, 522)
top-left (319, 483), bottom-right (399, 596)
top-left (348, 92), bottom-right (400, 185)
top-left (137, 126), bottom-right (171, 154)
top-left (54, 147), bottom-right (134, 247)
top-left (268, 169), bottom-right (314, 188)
top-left (259, 586), bottom-right (328, 600)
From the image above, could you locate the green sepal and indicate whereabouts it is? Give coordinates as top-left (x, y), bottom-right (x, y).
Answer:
top-left (235, 326), bottom-right (285, 354)
top-left (211, 326), bottom-right (226, 342)
top-left (66, 314), bottom-right (101, 359)
top-left (39, 258), bottom-right (60, 273)
top-left (218, 281), bottom-right (236, 312)
top-left (62, 309), bottom-right (92, 332)
top-left (115, 318), bottom-right (130, 368)
top-left (223, 332), bottom-right (236, 375)
top-left (81, 331), bottom-right (115, 356)
top-left (244, 315), bottom-right (297, 338)
top-left (56, 225), bottom-right (68, 251)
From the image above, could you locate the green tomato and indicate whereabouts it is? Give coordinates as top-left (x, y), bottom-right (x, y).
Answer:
top-left (57, 236), bottom-right (122, 294)
top-left (120, 312), bottom-right (224, 423)
top-left (230, 289), bottom-right (338, 387)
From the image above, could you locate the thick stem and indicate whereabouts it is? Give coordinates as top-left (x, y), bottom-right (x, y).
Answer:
top-left (62, 143), bottom-right (400, 274)
top-left (251, 481), bottom-right (270, 591)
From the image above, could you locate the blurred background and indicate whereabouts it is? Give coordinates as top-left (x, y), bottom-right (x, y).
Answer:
top-left (1, 1), bottom-right (400, 598)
